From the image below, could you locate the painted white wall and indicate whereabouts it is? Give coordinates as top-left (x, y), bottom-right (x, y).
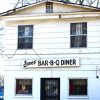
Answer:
top-left (4, 18), bottom-right (100, 71)
top-left (4, 70), bottom-right (100, 100)
top-left (9, 2), bottom-right (94, 15)
top-left (3, 17), bottom-right (100, 100)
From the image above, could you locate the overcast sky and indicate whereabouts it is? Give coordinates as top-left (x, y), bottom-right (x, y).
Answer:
top-left (0, 0), bottom-right (38, 13)
top-left (0, 0), bottom-right (99, 13)
top-left (0, 0), bottom-right (18, 13)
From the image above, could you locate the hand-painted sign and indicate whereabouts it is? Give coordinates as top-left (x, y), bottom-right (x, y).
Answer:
top-left (23, 58), bottom-right (79, 68)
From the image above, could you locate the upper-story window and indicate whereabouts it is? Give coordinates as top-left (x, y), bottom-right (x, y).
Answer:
top-left (18, 25), bottom-right (33, 49)
top-left (46, 2), bottom-right (53, 13)
top-left (70, 22), bottom-right (87, 48)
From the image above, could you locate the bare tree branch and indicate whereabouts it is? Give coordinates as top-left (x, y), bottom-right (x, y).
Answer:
top-left (0, 75), bottom-right (4, 86)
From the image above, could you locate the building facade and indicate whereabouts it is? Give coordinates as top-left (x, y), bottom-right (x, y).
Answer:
top-left (0, 1), bottom-right (100, 100)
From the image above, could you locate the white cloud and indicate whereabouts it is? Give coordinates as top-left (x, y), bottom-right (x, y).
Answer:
top-left (0, 0), bottom-right (38, 13)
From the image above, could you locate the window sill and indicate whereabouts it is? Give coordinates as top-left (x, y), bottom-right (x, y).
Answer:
top-left (17, 48), bottom-right (33, 50)
top-left (15, 95), bottom-right (33, 98)
top-left (68, 96), bottom-right (89, 99)
top-left (70, 47), bottom-right (87, 49)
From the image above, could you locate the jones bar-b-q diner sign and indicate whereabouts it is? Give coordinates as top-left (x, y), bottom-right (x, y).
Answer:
top-left (23, 58), bottom-right (80, 68)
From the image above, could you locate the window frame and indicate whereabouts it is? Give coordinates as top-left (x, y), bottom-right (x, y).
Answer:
top-left (70, 22), bottom-right (87, 48)
top-left (46, 2), bottom-right (53, 13)
top-left (68, 78), bottom-right (88, 96)
top-left (17, 25), bottom-right (33, 49)
top-left (15, 78), bottom-right (33, 97)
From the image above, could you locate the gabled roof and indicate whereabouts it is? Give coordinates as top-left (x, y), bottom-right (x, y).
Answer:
top-left (0, 0), bottom-right (100, 16)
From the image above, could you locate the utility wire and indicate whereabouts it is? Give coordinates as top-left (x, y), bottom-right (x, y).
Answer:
top-left (5, 49), bottom-right (17, 59)
top-left (32, 49), bottom-right (42, 59)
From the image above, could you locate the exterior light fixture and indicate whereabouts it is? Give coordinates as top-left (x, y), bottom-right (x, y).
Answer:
top-left (59, 14), bottom-right (61, 18)
top-left (96, 66), bottom-right (100, 78)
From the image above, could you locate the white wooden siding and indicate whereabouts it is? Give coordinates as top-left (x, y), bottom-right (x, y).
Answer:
top-left (4, 18), bottom-right (100, 71)
top-left (9, 2), bottom-right (94, 16)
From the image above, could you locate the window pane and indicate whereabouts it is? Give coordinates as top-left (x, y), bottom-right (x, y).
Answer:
top-left (25, 25), bottom-right (33, 36)
top-left (24, 26), bottom-right (30, 36)
top-left (71, 36), bottom-right (86, 47)
top-left (18, 43), bottom-right (32, 49)
top-left (71, 23), bottom-right (82, 35)
top-left (18, 25), bottom-right (33, 37)
top-left (69, 79), bottom-right (87, 95)
top-left (18, 26), bottom-right (25, 37)
top-left (82, 23), bottom-right (87, 34)
top-left (18, 43), bottom-right (24, 49)
top-left (82, 28), bottom-right (87, 34)
top-left (16, 79), bottom-right (32, 95)
top-left (82, 23), bottom-right (87, 28)
top-left (71, 23), bottom-right (87, 35)
top-left (75, 23), bottom-right (82, 35)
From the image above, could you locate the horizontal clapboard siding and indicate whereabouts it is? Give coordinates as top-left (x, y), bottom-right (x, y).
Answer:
top-left (4, 19), bottom-right (100, 70)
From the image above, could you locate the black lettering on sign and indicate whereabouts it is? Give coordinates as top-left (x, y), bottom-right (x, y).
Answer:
top-left (61, 60), bottom-right (64, 65)
top-left (70, 60), bottom-right (73, 65)
top-left (55, 60), bottom-right (59, 66)
top-left (38, 60), bottom-right (41, 66)
top-left (49, 60), bottom-right (54, 66)
top-left (65, 60), bottom-right (70, 65)
top-left (45, 60), bottom-right (48, 66)
top-left (23, 60), bottom-right (34, 67)
top-left (73, 59), bottom-right (76, 65)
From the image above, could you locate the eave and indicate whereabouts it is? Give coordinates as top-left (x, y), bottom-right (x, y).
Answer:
top-left (3, 11), bottom-right (100, 22)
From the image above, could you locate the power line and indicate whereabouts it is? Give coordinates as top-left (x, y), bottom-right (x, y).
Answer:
top-left (32, 49), bottom-right (42, 59)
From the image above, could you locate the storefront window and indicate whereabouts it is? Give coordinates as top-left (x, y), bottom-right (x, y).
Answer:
top-left (16, 79), bottom-right (32, 95)
top-left (69, 79), bottom-right (87, 96)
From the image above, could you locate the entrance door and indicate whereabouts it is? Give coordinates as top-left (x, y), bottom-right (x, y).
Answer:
top-left (41, 78), bottom-right (60, 100)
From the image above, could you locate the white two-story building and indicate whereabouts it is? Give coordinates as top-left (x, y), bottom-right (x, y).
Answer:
top-left (0, 0), bottom-right (100, 100)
